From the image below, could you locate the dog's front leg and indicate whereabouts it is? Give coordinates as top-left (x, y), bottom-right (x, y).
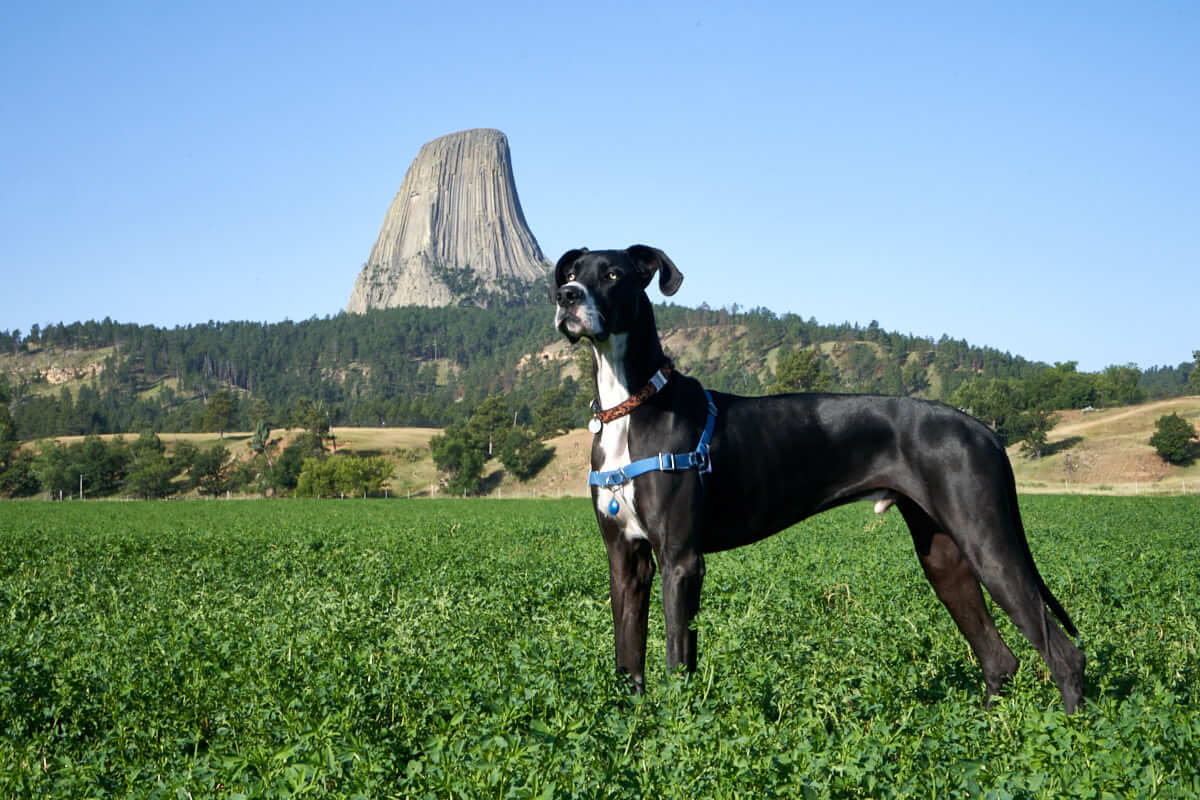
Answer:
top-left (660, 546), bottom-right (705, 675)
top-left (604, 528), bottom-right (655, 692)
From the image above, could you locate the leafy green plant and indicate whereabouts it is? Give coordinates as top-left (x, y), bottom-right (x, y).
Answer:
top-left (0, 497), bottom-right (1196, 798)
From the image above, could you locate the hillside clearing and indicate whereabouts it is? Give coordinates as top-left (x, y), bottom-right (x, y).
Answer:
top-left (1008, 396), bottom-right (1200, 495)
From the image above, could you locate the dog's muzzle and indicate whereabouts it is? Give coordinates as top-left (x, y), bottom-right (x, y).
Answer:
top-left (556, 284), bottom-right (585, 308)
top-left (554, 303), bottom-right (584, 339)
top-left (555, 282), bottom-right (603, 340)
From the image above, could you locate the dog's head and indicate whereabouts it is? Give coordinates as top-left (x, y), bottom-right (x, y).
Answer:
top-left (553, 245), bottom-right (683, 342)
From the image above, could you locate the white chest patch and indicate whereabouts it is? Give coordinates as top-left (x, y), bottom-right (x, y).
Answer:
top-left (594, 416), bottom-right (650, 542)
top-left (590, 335), bottom-right (651, 543)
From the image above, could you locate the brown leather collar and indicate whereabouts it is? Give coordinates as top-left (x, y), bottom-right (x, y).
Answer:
top-left (593, 362), bottom-right (673, 424)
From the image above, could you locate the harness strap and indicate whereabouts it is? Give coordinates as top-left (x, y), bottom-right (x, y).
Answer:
top-left (588, 391), bottom-right (718, 488)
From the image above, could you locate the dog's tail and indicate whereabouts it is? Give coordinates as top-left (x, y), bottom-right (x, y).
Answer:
top-left (1004, 462), bottom-right (1079, 640)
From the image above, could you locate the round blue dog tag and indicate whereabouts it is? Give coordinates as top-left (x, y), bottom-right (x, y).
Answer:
top-left (608, 498), bottom-right (620, 515)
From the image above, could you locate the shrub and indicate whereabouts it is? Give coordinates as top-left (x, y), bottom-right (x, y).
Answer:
top-left (1149, 412), bottom-right (1197, 464)
top-left (296, 455), bottom-right (393, 498)
top-left (269, 432), bottom-right (325, 493)
top-left (295, 457), bottom-right (337, 498)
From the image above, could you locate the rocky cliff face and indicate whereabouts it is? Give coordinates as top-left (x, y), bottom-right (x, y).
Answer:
top-left (346, 129), bottom-right (551, 312)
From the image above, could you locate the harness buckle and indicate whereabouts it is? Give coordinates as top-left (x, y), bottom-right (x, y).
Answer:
top-left (693, 445), bottom-right (710, 473)
top-left (658, 452), bottom-right (676, 471)
top-left (603, 470), bottom-right (628, 488)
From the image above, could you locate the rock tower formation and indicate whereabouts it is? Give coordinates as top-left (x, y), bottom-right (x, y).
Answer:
top-left (346, 128), bottom-right (551, 311)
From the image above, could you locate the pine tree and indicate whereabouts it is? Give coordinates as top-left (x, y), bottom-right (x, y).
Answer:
top-left (203, 389), bottom-right (236, 439)
top-left (770, 347), bottom-right (832, 393)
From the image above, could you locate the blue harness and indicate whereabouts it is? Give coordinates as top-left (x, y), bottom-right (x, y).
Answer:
top-left (588, 391), bottom-right (718, 501)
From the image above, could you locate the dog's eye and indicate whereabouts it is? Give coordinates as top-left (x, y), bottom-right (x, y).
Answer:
top-left (565, 272), bottom-right (575, 282)
top-left (605, 270), bottom-right (620, 281)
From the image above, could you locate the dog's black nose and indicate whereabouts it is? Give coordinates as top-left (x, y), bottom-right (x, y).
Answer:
top-left (556, 284), bottom-right (584, 307)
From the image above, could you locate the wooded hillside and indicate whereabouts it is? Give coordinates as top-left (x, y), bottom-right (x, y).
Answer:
top-left (0, 304), bottom-right (1194, 443)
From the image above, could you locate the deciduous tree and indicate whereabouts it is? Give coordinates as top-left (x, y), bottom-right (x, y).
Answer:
top-left (1014, 408), bottom-right (1060, 459)
top-left (296, 455), bottom-right (394, 498)
top-left (1096, 365), bottom-right (1145, 407)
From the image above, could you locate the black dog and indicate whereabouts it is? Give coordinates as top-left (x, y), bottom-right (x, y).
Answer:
top-left (554, 245), bottom-right (1084, 713)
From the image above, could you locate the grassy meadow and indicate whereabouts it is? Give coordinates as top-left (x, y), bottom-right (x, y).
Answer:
top-left (1, 496), bottom-right (1197, 798)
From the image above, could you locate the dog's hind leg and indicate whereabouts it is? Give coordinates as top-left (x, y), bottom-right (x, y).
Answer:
top-left (898, 498), bottom-right (1020, 703)
top-left (604, 530), bottom-right (655, 692)
top-left (926, 493), bottom-right (1085, 713)
top-left (955, 529), bottom-right (1085, 712)
top-left (979, 573), bottom-right (1085, 713)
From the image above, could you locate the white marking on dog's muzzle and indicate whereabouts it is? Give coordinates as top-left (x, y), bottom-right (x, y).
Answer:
top-left (555, 281), bottom-right (603, 335)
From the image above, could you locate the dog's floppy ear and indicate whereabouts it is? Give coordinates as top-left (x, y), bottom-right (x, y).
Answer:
top-left (555, 248), bottom-right (588, 286)
top-left (626, 245), bottom-right (683, 296)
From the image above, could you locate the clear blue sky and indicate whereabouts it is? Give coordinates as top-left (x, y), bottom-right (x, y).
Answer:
top-left (2, 1), bottom-right (1197, 373)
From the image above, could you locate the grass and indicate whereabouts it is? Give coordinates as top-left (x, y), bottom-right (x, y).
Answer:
top-left (1, 495), bottom-right (1197, 797)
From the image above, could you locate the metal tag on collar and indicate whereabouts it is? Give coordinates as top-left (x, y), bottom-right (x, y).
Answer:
top-left (588, 400), bottom-right (603, 434)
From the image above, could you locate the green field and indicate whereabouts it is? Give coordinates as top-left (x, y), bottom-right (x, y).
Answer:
top-left (1, 497), bottom-right (1197, 798)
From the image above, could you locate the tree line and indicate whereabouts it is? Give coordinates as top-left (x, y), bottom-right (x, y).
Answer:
top-left (0, 419), bottom-right (394, 501)
top-left (1, 305), bottom-right (1195, 452)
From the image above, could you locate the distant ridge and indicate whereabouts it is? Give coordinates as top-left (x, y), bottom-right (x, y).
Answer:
top-left (346, 128), bottom-right (551, 311)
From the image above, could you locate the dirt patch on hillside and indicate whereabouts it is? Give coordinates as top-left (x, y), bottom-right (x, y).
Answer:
top-left (1054, 397), bottom-right (1200, 438)
top-left (1010, 396), bottom-right (1200, 494)
top-left (489, 429), bottom-right (593, 498)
